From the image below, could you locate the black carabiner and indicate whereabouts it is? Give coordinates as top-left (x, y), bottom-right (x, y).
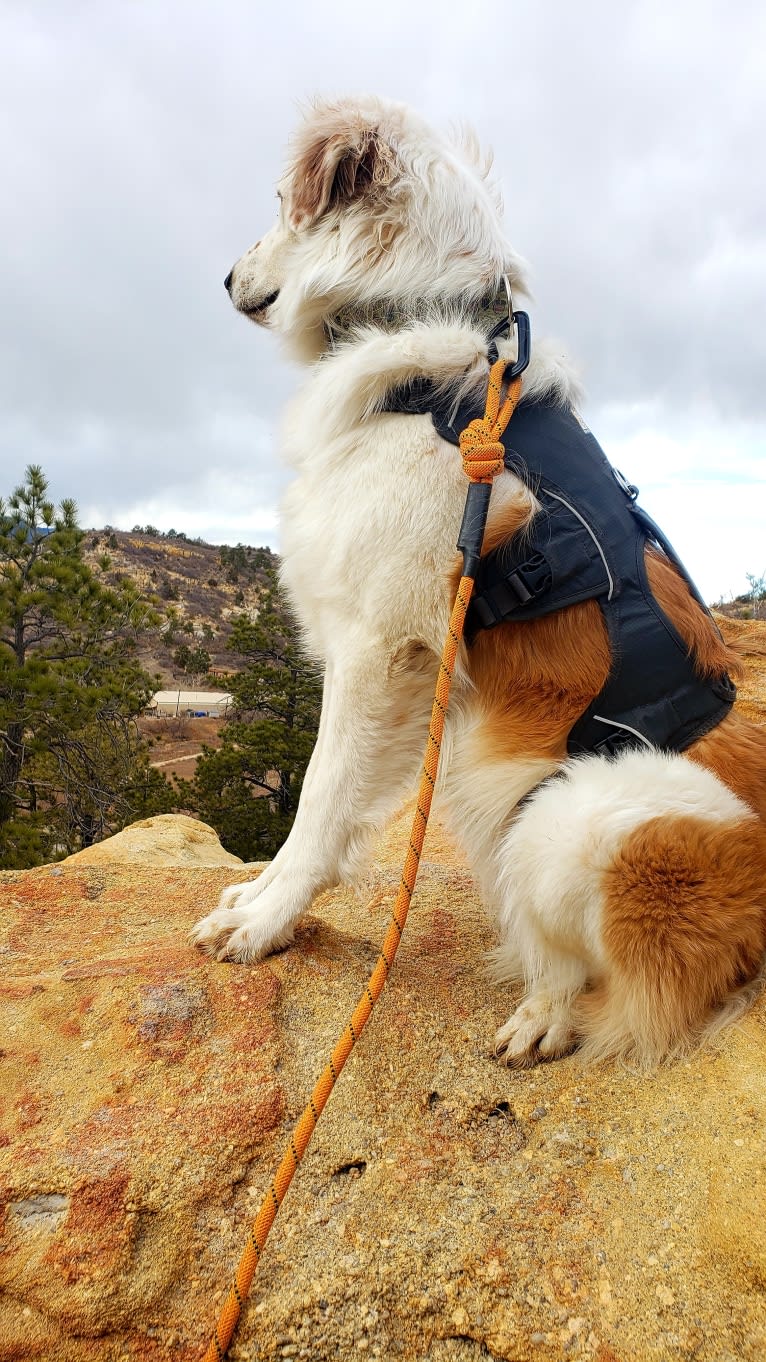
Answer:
top-left (505, 311), bottom-right (531, 379)
top-left (487, 310), bottom-right (531, 379)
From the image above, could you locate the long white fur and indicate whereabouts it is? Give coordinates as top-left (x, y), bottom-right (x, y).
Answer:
top-left (190, 96), bottom-right (754, 1064)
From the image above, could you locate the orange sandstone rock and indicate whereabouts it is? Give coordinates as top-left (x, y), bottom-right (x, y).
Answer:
top-left (1, 639), bottom-right (765, 1361)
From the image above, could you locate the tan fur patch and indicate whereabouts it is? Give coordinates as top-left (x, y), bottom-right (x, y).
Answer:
top-left (577, 813), bottom-right (766, 1064)
top-left (688, 712), bottom-right (766, 823)
top-left (471, 599), bottom-right (612, 761)
top-left (288, 112), bottom-right (397, 229)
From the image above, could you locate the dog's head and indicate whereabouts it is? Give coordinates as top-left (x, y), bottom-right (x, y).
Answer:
top-left (225, 96), bottom-right (527, 360)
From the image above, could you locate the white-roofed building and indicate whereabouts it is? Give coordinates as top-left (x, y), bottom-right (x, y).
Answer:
top-left (147, 689), bottom-right (233, 718)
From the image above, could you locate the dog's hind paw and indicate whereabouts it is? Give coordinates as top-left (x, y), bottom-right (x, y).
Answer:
top-left (494, 995), bottom-right (578, 1067)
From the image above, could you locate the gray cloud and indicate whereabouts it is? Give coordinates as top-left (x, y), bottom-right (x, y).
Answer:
top-left (1, 0), bottom-right (764, 597)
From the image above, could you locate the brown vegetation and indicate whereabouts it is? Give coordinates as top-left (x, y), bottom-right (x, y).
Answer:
top-left (82, 530), bottom-right (277, 686)
top-left (137, 715), bottom-right (224, 783)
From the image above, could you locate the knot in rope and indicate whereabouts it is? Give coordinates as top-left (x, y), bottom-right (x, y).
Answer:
top-left (459, 417), bottom-right (506, 483)
top-left (458, 359), bottom-right (524, 484)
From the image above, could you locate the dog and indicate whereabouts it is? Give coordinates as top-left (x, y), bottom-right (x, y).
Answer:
top-left (192, 96), bottom-right (766, 1066)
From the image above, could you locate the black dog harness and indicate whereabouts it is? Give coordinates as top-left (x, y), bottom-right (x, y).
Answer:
top-left (389, 370), bottom-right (735, 757)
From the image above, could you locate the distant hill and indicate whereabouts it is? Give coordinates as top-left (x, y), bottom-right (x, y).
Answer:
top-left (715, 614), bottom-right (766, 725)
top-left (83, 528), bottom-right (278, 686)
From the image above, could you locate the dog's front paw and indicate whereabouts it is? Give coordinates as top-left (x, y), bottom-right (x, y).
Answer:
top-left (494, 994), bottom-right (578, 1067)
top-left (214, 877), bottom-right (265, 912)
top-left (190, 901), bottom-right (294, 963)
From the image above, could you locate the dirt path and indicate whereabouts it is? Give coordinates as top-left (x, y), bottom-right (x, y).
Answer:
top-left (150, 752), bottom-right (202, 769)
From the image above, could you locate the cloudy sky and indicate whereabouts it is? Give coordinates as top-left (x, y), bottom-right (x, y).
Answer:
top-left (1, 0), bottom-right (764, 602)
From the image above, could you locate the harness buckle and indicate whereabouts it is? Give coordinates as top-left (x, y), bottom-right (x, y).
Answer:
top-left (506, 552), bottom-right (552, 604)
top-left (473, 551), bottom-right (552, 627)
top-left (712, 673), bottom-right (737, 704)
top-left (590, 727), bottom-right (643, 757)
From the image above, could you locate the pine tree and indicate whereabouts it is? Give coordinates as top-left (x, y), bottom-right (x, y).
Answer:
top-left (172, 642), bottom-right (211, 683)
top-left (178, 571), bottom-right (321, 860)
top-left (0, 465), bottom-right (165, 866)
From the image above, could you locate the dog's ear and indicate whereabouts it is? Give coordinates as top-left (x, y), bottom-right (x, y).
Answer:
top-left (289, 119), bottom-right (395, 230)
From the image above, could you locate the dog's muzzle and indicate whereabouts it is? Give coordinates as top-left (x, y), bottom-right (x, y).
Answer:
top-left (243, 290), bottom-right (280, 318)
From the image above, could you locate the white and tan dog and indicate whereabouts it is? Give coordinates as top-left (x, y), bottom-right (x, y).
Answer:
top-left (192, 96), bottom-right (766, 1066)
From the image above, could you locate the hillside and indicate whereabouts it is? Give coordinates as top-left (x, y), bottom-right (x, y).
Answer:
top-left (82, 528), bottom-right (278, 686)
top-left (715, 613), bottom-right (766, 724)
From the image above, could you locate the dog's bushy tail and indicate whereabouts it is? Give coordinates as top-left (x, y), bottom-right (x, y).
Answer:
top-left (574, 813), bottom-right (766, 1067)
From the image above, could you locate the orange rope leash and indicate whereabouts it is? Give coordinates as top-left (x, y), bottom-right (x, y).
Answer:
top-left (201, 361), bottom-right (522, 1362)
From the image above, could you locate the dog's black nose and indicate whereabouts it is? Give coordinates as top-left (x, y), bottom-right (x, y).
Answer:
top-left (224, 269), bottom-right (234, 294)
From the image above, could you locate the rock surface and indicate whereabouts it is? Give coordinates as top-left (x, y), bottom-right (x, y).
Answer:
top-left (63, 814), bottom-right (245, 868)
top-left (2, 636), bottom-right (766, 1362)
